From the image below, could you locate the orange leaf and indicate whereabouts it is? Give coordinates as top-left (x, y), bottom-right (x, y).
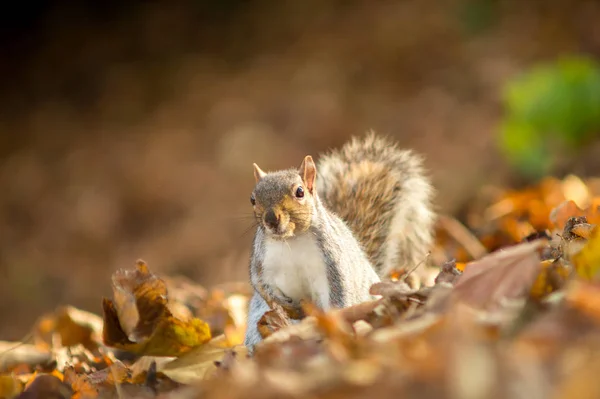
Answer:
top-left (549, 200), bottom-right (583, 230)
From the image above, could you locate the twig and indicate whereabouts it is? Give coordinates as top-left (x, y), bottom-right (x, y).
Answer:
top-left (401, 251), bottom-right (431, 282)
top-left (437, 214), bottom-right (487, 259)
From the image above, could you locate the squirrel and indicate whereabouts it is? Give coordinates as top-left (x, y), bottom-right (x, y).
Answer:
top-left (243, 132), bottom-right (435, 352)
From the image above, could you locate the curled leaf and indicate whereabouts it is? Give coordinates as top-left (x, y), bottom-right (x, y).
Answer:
top-left (102, 260), bottom-right (211, 356)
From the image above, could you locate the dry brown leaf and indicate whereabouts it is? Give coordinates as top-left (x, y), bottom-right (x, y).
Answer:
top-left (453, 240), bottom-right (545, 311)
top-left (102, 260), bottom-right (211, 357)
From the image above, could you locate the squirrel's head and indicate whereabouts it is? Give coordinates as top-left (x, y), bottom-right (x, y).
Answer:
top-left (250, 155), bottom-right (317, 240)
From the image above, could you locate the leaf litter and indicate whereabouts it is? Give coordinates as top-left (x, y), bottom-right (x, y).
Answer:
top-left (3, 175), bottom-right (600, 398)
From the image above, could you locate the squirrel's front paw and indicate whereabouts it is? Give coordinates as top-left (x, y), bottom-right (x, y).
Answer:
top-left (271, 290), bottom-right (305, 319)
top-left (280, 303), bottom-right (306, 320)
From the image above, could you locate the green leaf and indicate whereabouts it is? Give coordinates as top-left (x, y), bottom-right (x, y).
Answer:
top-left (498, 56), bottom-right (600, 176)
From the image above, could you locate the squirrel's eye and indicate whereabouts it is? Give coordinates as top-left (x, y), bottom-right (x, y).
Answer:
top-left (295, 186), bottom-right (304, 198)
top-left (250, 195), bottom-right (256, 206)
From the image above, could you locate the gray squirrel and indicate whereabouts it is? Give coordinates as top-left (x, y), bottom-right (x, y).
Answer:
top-left (243, 132), bottom-right (435, 352)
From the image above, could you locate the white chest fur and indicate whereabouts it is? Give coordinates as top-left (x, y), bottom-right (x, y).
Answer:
top-left (261, 234), bottom-right (331, 310)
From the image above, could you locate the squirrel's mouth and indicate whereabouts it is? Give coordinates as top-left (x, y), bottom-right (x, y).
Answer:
top-left (263, 222), bottom-right (295, 239)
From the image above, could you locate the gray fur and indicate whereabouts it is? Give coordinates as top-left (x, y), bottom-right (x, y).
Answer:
top-left (243, 132), bottom-right (435, 353)
top-left (312, 198), bottom-right (378, 308)
top-left (244, 172), bottom-right (380, 352)
top-left (243, 291), bottom-right (270, 354)
top-left (317, 132), bottom-right (435, 276)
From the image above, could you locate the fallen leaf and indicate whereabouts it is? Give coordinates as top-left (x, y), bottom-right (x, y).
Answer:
top-left (158, 335), bottom-right (247, 384)
top-left (453, 240), bottom-right (545, 311)
top-left (571, 228), bottom-right (600, 281)
top-left (102, 260), bottom-right (211, 356)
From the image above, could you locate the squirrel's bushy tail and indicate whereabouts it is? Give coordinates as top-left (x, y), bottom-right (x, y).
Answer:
top-left (316, 131), bottom-right (435, 278)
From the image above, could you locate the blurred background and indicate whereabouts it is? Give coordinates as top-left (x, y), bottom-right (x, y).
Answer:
top-left (1, 0), bottom-right (600, 340)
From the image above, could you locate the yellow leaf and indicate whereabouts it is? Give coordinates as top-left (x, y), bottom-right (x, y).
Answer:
top-left (572, 230), bottom-right (600, 280)
top-left (530, 259), bottom-right (570, 300)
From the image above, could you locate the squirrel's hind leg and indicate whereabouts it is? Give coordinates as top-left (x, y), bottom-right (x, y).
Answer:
top-left (244, 290), bottom-right (270, 354)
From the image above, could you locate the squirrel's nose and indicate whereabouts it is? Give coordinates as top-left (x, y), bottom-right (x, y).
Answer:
top-left (264, 209), bottom-right (280, 229)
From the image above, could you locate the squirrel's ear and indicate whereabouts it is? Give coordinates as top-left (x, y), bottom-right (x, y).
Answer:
top-left (253, 163), bottom-right (266, 183)
top-left (299, 155), bottom-right (316, 194)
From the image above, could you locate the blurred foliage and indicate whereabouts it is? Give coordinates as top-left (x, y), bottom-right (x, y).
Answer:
top-left (499, 56), bottom-right (600, 178)
top-left (458, 0), bottom-right (497, 35)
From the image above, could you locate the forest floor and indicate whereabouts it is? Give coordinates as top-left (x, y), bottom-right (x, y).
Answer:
top-left (2, 174), bottom-right (600, 398)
